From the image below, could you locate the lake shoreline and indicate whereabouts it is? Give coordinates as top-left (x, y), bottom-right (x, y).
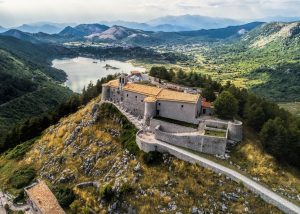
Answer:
top-left (52, 57), bottom-right (146, 93)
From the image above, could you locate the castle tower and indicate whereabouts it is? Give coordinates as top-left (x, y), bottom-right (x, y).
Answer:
top-left (119, 73), bottom-right (128, 90)
top-left (101, 85), bottom-right (109, 101)
top-left (228, 120), bottom-right (243, 142)
top-left (144, 97), bottom-right (157, 126)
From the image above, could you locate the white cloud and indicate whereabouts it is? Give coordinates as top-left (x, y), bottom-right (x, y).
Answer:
top-left (0, 0), bottom-right (299, 27)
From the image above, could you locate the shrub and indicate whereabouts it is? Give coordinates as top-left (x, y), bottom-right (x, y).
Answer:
top-left (13, 190), bottom-right (25, 203)
top-left (99, 183), bottom-right (115, 201)
top-left (142, 151), bottom-right (163, 165)
top-left (9, 167), bottom-right (36, 189)
top-left (125, 141), bottom-right (139, 155)
top-left (119, 183), bottom-right (133, 195)
top-left (6, 139), bottom-right (35, 160)
top-left (53, 186), bottom-right (76, 208)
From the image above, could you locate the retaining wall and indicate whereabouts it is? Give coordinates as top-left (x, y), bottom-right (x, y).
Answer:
top-left (154, 125), bottom-right (227, 155)
top-left (149, 119), bottom-right (197, 133)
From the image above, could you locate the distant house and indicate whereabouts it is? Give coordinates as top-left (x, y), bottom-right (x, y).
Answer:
top-left (24, 180), bottom-right (65, 214)
top-left (201, 98), bottom-right (214, 115)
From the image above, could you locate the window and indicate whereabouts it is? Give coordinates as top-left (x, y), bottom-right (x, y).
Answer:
top-left (181, 105), bottom-right (184, 108)
top-left (126, 94), bottom-right (128, 97)
top-left (158, 103), bottom-right (161, 106)
top-left (135, 96), bottom-right (137, 98)
top-left (141, 100), bottom-right (143, 102)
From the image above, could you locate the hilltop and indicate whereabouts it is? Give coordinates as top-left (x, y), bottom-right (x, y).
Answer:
top-left (0, 98), bottom-right (293, 213)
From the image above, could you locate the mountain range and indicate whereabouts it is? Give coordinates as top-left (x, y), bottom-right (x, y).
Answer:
top-left (0, 22), bottom-right (264, 46)
top-left (0, 22), bottom-right (76, 34)
top-left (147, 15), bottom-right (241, 30)
top-left (2, 15), bottom-right (299, 35)
top-left (100, 15), bottom-right (242, 32)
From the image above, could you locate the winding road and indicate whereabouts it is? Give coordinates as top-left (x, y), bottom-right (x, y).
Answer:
top-left (103, 100), bottom-right (300, 214)
top-left (137, 131), bottom-right (300, 214)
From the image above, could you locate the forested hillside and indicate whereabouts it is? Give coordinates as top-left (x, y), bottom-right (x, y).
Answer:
top-left (0, 40), bottom-right (73, 144)
top-left (201, 22), bottom-right (300, 102)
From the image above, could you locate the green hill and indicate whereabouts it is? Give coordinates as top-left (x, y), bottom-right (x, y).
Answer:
top-left (201, 22), bottom-right (300, 102)
top-left (0, 43), bottom-right (73, 143)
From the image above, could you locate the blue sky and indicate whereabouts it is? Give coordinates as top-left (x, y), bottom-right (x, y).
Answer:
top-left (0, 0), bottom-right (300, 27)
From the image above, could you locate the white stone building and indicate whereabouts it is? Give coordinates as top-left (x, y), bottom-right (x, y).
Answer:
top-left (101, 74), bottom-right (243, 156)
top-left (102, 74), bottom-right (202, 125)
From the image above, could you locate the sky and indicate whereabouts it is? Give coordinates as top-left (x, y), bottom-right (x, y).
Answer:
top-left (0, 0), bottom-right (300, 27)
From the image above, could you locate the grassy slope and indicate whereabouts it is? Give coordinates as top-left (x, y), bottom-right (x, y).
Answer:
top-left (229, 128), bottom-right (300, 205)
top-left (0, 98), bottom-right (286, 213)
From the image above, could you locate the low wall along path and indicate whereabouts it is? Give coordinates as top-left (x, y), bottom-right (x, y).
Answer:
top-left (102, 101), bottom-right (300, 214)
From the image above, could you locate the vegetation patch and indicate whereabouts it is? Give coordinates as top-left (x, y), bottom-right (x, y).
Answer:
top-left (8, 167), bottom-right (36, 189)
top-left (99, 183), bottom-right (115, 202)
top-left (52, 186), bottom-right (76, 208)
top-left (142, 151), bottom-right (163, 165)
top-left (98, 103), bottom-right (139, 155)
top-left (204, 130), bottom-right (226, 138)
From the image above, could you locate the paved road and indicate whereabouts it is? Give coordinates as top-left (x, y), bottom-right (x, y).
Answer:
top-left (138, 131), bottom-right (300, 214)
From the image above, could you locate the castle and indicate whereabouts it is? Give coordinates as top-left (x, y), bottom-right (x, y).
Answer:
top-left (101, 74), bottom-right (242, 155)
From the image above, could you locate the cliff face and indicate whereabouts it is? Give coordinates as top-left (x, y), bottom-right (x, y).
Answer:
top-left (0, 98), bottom-right (280, 213)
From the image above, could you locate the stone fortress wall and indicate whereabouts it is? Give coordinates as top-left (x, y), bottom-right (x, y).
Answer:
top-left (149, 119), bottom-right (197, 133)
top-left (148, 118), bottom-right (242, 156)
top-left (154, 125), bottom-right (228, 155)
top-left (122, 91), bottom-right (147, 117)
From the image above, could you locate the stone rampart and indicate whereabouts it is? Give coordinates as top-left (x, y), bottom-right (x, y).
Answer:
top-left (149, 119), bottom-right (197, 133)
top-left (136, 130), bottom-right (300, 214)
top-left (154, 125), bottom-right (227, 155)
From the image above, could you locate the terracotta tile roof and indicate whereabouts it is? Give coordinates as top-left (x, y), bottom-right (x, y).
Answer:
top-left (103, 79), bottom-right (200, 104)
top-left (103, 79), bottom-right (119, 88)
top-left (25, 181), bottom-right (65, 214)
top-left (202, 100), bottom-right (212, 108)
top-left (131, 71), bottom-right (141, 75)
top-left (157, 89), bottom-right (200, 104)
top-left (123, 83), bottom-right (162, 96)
top-left (144, 96), bottom-right (157, 102)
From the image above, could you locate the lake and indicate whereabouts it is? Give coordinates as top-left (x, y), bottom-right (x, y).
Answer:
top-left (52, 57), bottom-right (146, 93)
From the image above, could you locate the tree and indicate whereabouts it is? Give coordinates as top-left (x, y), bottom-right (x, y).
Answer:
top-left (214, 91), bottom-right (238, 119)
top-left (175, 69), bottom-right (187, 84)
top-left (202, 87), bottom-right (216, 102)
top-left (244, 103), bottom-right (266, 131)
top-left (260, 117), bottom-right (287, 159)
top-left (149, 66), bottom-right (172, 81)
top-left (53, 187), bottom-right (76, 208)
